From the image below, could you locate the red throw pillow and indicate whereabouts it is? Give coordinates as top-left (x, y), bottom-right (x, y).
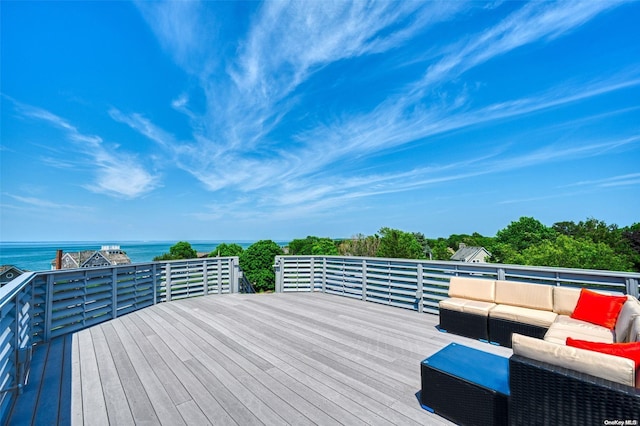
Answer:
top-left (566, 338), bottom-right (640, 368)
top-left (570, 288), bottom-right (627, 329)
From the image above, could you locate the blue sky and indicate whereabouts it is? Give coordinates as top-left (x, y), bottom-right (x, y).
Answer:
top-left (1, 1), bottom-right (639, 242)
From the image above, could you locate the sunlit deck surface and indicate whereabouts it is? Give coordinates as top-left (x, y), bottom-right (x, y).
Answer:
top-left (11, 292), bottom-right (512, 425)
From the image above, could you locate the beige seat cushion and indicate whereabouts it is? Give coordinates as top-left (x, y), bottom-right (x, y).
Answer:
top-left (439, 297), bottom-right (495, 316)
top-left (544, 315), bottom-right (614, 345)
top-left (512, 333), bottom-right (635, 387)
top-left (553, 286), bottom-right (581, 315)
top-left (495, 280), bottom-right (553, 311)
top-left (439, 297), bottom-right (467, 312)
top-left (463, 300), bottom-right (496, 316)
top-left (490, 304), bottom-right (557, 327)
top-left (448, 277), bottom-right (495, 302)
top-left (615, 295), bottom-right (640, 342)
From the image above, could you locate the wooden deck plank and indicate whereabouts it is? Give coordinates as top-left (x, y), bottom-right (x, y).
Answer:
top-left (232, 299), bottom-right (420, 389)
top-left (88, 326), bottom-right (135, 426)
top-left (155, 304), bottom-right (316, 426)
top-left (99, 322), bottom-right (160, 425)
top-left (109, 318), bottom-right (187, 426)
top-left (176, 400), bottom-right (212, 426)
top-left (177, 296), bottom-right (429, 425)
top-left (71, 333), bottom-right (82, 426)
top-left (163, 302), bottom-right (372, 426)
top-left (134, 309), bottom-right (240, 425)
top-left (77, 329), bottom-right (109, 426)
top-left (10, 292), bottom-right (514, 425)
top-left (216, 294), bottom-right (460, 425)
top-left (152, 303), bottom-right (286, 426)
top-left (165, 302), bottom-right (356, 426)
top-left (118, 314), bottom-right (192, 406)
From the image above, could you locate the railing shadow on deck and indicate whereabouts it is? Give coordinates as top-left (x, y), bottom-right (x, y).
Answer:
top-left (8, 335), bottom-right (72, 425)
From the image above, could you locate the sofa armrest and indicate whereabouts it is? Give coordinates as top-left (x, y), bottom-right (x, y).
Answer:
top-left (509, 355), bottom-right (640, 425)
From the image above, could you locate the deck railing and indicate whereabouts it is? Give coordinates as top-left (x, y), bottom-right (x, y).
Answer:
top-left (0, 256), bottom-right (241, 423)
top-left (274, 255), bottom-right (640, 313)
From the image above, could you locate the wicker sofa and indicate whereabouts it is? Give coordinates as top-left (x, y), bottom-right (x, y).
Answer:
top-left (509, 333), bottom-right (640, 424)
top-left (439, 277), bottom-right (640, 347)
top-left (439, 278), bottom-right (640, 424)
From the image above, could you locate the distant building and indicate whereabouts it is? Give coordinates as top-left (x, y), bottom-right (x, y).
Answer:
top-left (0, 265), bottom-right (25, 286)
top-left (450, 243), bottom-right (491, 263)
top-left (51, 245), bottom-right (131, 270)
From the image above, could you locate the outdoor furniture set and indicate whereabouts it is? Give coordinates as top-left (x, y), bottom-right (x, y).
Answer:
top-left (421, 276), bottom-right (640, 425)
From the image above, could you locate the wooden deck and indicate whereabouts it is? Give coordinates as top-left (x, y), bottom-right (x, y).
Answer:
top-left (9, 292), bottom-right (512, 425)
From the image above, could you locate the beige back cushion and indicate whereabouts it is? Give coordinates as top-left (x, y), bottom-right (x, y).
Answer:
top-left (512, 333), bottom-right (635, 387)
top-left (553, 286), bottom-right (581, 315)
top-left (495, 280), bottom-right (553, 311)
top-left (448, 277), bottom-right (495, 302)
top-left (630, 316), bottom-right (640, 343)
top-left (616, 296), bottom-right (640, 342)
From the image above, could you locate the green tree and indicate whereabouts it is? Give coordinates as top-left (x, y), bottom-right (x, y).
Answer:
top-left (288, 236), bottom-right (320, 255)
top-left (427, 238), bottom-right (452, 261)
top-left (209, 243), bottom-right (244, 257)
top-left (487, 242), bottom-right (520, 264)
top-left (376, 227), bottom-right (425, 259)
top-left (495, 217), bottom-right (556, 252)
top-left (239, 240), bottom-right (283, 292)
top-left (153, 241), bottom-right (198, 261)
top-left (519, 235), bottom-right (634, 271)
top-left (413, 232), bottom-right (433, 259)
top-left (621, 223), bottom-right (640, 271)
top-left (311, 238), bottom-right (339, 255)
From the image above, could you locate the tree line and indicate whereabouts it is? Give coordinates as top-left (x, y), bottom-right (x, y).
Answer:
top-left (154, 217), bottom-right (640, 292)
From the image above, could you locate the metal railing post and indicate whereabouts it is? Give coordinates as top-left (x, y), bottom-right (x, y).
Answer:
top-left (362, 259), bottom-right (367, 302)
top-left (165, 263), bottom-right (172, 302)
top-left (322, 258), bottom-right (327, 293)
top-left (230, 259), bottom-right (238, 294)
top-left (112, 267), bottom-right (118, 320)
top-left (203, 260), bottom-right (209, 295)
top-left (417, 263), bottom-right (424, 313)
top-left (152, 264), bottom-right (158, 305)
top-left (497, 268), bottom-right (506, 281)
top-left (627, 278), bottom-right (639, 298)
top-left (274, 257), bottom-right (283, 293)
top-left (44, 274), bottom-right (54, 342)
top-left (310, 258), bottom-right (315, 292)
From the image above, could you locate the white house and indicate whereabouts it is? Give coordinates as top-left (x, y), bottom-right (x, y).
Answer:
top-left (450, 243), bottom-right (491, 263)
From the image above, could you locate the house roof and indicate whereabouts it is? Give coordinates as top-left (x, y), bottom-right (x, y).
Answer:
top-left (450, 246), bottom-right (491, 262)
top-left (51, 249), bottom-right (131, 268)
top-left (0, 265), bottom-right (24, 275)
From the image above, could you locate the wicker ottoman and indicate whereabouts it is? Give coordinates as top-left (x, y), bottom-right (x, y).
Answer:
top-left (421, 343), bottom-right (509, 426)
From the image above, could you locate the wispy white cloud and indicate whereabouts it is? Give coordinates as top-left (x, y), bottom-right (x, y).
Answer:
top-left (4, 193), bottom-right (92, 210)
top-left (13, 102), bottom-right (160, 199)
top-left (418, 1), bottom-right (623, 89)
top-left (134, 1), bottom-right (216, 77)
top-left (126, 0), bottom-right (634, 220)
top-left (566, 172), bottom-right (640, 188)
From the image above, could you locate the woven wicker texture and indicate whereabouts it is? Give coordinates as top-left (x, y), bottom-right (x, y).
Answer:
top-left (509, 355), bottom-right (640, 425)
top-left (421, 362), bottom-right (508, 426)
top-left (439, 308), bottom-right (489, 340)
top-left (489, 317), bottom-right (547, 347)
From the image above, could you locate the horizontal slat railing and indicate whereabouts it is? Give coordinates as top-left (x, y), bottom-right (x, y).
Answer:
top-left (0, 256), bottom-right (241, 424)
top-left (0, 272), bottom-right (34, 424)
top-left (274, 256), bottom-right (640, 314)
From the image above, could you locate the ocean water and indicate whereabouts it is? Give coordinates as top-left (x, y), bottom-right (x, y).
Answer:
top-left (0, 241), bottom-right (285, 272)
